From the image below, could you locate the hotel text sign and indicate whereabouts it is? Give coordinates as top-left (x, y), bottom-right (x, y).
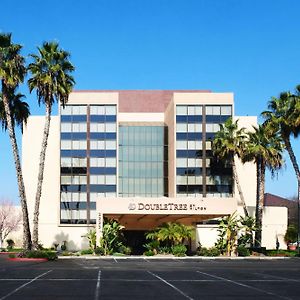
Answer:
top-left (97, 197), bottom-right (237, 215)
top-left (128, 202), bottom-right (207, 212)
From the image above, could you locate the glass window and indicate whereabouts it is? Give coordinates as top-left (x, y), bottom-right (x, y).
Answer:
top-left (79, 106), bottom-right (87, 115)
top-left (177, 158), bottom-right (187, 167)
top-left (106, 158), bottom-right (116, 167)
top-left (195, 123), bottom-right (202, 132)
top-left (212, 106), bottom-right (221, 115)
top-left (106, 106), bottom-right (116, 115)
top-left (106, 140), bottom-right (116, 150)
top-left (61, 106), bottom-right (72, 115)
top-left (206, 124), bottom-right (213, 132)
top-left (106, 175), bottom-right (116, 184)
top-left (205, 106), bottom-right (213, 115)
top-left (176, 105), bottom-right (187, 115)
top-left (188, 106), bottom-right (195, 115)
top-left (72, 106), bottom-right (80, 115)
top-left (221, 106), bottom-right (232, 115)
top-left (195, 106), bottom-right (202, 115)
top-left (61, 140), bottom-right (72, 149)
top-left (61, 123), bottom-right (72, 132)
top-left (176, 140), bottom-right (187, 149)
top-left (176, 123), bottom-right (187, 132)
top-left (106, 123), bottom-right (116, 132)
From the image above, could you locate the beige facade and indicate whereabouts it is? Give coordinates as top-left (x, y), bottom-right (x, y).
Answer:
top-left (21, 91), bottom-right (288, 251)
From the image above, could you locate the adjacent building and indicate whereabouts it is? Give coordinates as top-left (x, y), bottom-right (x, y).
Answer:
top-left (22, 90), bottom-right (287, 251)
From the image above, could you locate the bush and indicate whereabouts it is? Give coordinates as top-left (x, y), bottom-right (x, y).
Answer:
top-left (80, 249), bottom-right (93, 255)
top-left (237, 245), bottom-right (250, 257)
top-left (197, 247), bottom-right (220, 257)
top-left (144, 250), bottom-right (155, 256)
top-left (171, 244), bottom-right (187, 257)
top-left (60, 241), bottom-right (67, 251)
top-left (6, 239), bottom-right (15, 250)
top-left (18, 250), bottom-right (57, 260)
top-left (118, 245), bottom-right (131, 255)
top-left (94, 247), bottom-right (105, 255)
top-left (284, 225), bottom-right (298, 244)
top-left (8, 253), bottom-right (16, 258)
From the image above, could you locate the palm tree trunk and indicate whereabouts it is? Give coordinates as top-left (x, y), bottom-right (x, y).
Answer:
top-left (32, 102), bottom-right (52, 248)
top-left (232, 159), bottom-right (249, 217)
top-left (283, 137), bottom-right (300, 252)
top-left (254, 160), bottom-right (265, 247)
top-left (2, 87), bottom-right (32, 250)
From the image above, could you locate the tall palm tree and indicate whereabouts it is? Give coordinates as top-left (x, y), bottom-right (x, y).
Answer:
top-left (0, 33), bottom-right (32, 250)
top-left (0, 91), bottom-right (30, 133)
top-left (28, 41), bottom-right (75, 248)
top-left (212, 118), bottom-right (249, 217)
top-left (243, 124), bottom-right (284, 247)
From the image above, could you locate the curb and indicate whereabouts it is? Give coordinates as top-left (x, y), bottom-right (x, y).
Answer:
top-left (58, 255), bottom-right (297, 260)
top-left (8, 258), bottom-right (48, 262)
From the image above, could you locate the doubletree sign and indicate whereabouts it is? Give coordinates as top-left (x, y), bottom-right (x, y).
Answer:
top-left (128, 202), bottom-right (207, 212)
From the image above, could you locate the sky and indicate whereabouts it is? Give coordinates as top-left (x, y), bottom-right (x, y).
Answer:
top-left (0, 0), bottom-right (299, 202)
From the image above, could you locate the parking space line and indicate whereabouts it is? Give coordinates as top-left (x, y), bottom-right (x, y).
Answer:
top-left (94, 270), bottom-right (101, 300)
top-left (253, 272), bottom-right (300, 282)
top-left (148, 271), bottom-right (194, 300)
top-left (0, 270), bottom-right (52, 300)
top-left (197, 271), bottom-right (293, 300)
top-left (114, 258), bottom-right (118, 263)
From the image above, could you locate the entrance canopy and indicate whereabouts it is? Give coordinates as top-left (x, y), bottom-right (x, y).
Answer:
top-left (96, 197), bottom-right (237, 230)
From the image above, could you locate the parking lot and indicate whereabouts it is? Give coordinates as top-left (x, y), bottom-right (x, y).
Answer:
top-left (0, 255), bottom-right (300, 300)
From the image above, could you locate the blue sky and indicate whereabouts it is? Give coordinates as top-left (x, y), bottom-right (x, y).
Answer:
top-left (1, 0), bottom-right (299, 202)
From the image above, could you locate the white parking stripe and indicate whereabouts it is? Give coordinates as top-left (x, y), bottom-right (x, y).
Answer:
top-left (148, 271), bottom-right (194, 300)
top-left (197, 271), bottom-right (293, 300)
top-left (253, 272), bottom-right (299, 282)
top-left (0, 270), bottom-right (52, 300)
top-left (94, 270), bottom-right (101, 300)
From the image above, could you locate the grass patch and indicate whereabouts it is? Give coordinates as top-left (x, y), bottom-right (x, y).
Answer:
top-left (266, 250), bottom-right (298, 257)
top-left (18, 250), bottom-right (57, 260)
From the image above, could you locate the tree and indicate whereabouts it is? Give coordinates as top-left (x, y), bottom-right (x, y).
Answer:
top-left (212, 118), bottom-right (249, 217)
top-left (242, 124), bottom-right (284, 247)
top-left (28, 42), bottom-right (75, 248)
top-left (0, 33), bottom-right (32, 250)
top-left (262, 87), bottom-right (300, 215)
top-left (0, 91), bottom-right (30, 133)
top-left (0, 200), bottom-right (22, 248)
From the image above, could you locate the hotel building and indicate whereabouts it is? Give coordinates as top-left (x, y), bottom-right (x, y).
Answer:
top-left (22, 91), bottom-right (287, 251)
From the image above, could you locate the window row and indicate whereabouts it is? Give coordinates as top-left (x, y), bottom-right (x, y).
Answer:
top-left (90, 105), bottom-right (116, 115)
top-left (176, 140), bottom-right (212, 150)
top-left (61, 123), bottom-right (87, 132)
top-left (119, 126), bottom-right (166, 146)
top-left (60, 202), bottom-right (96, 210)
top-left (90, 192), bottom-right (117, 200)
top-left (90, 140), bottom-right (116, 150)
top-left (176, 123), bottom-right (202, 133)
top-left (205, 106), bottom-right (232, 116)
top-left (206, 124), bottom-right (220, 133)
top-left (61, 140), bottom-right (87, 150)
top-left (176, 105), bottom-right (202, 115)
top-left (61, 157), bottom-right (87, 167)
top-left (176, 158), bottom-right (210, 168)
top-left (61, 175), bottom-right (87, 185)
top-left (90, 123), bottom-right (116, 133)
top-left (61, 192), bottom-right (87, 202)
top-left (119, 162), bottom-right (166, 178)
top-left (119, 178), bottom-right (165, 195)
top-left (90, 157), bottom-right (116, 167)
top-left (90, 175), bottom-right (116, 185)
top-left (176, 176), bottom-right (203, 185)
top-left (61, 105), bottom-right (87, 115)
top-left (119, 146), bottom-right (166, 162)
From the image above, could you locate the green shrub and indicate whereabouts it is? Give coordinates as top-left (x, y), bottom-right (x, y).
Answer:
top-left (197, 247), bottom-right (220, 257)
top-left (237, 245), bottom-right (250, 257)
top-left (94, 247), bottom-right (105, 255)
top-left (60, 241), bottom-right (67, 251)
top-left (144, 250), bottom-right (155, 256)
top-left (18, 250), bottom-right (57, 260)
top-left (80, 249), bottom-right (93, 255)
top-left (6, 239), bottom-right (15, 250)
top-left (158, 246), bottom-right (171, 254)
top-left (118, 245), bottom-right (131, 255)
top-left (284, 225), bottom-right (298, 244)
top-left (8, 253), bottom-right (16, 258)
top-left (171, 244), bottom-right (187, 256)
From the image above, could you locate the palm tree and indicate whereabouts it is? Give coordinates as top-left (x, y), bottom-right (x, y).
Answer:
top-left (0, 33), bottom-right (32, 250)
top-left (0, 91), bottom-right (30, 133)
top-left (28, 41), bottom-right (75, 248)
top-left (243, 124), bottom-right (284, 247)
top-left (212, 118), bottom-right (249, 217)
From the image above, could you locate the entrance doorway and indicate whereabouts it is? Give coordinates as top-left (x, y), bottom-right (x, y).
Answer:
top-left (123, 230), bottom-right (147, 255)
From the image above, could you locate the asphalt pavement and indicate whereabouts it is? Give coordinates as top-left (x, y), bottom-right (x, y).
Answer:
top-left (0, 255), bottom-right (299, 299)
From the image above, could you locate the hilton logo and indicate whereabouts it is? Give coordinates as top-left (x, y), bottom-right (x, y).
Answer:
top-left (128, 203), bottom-right (136, 210)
